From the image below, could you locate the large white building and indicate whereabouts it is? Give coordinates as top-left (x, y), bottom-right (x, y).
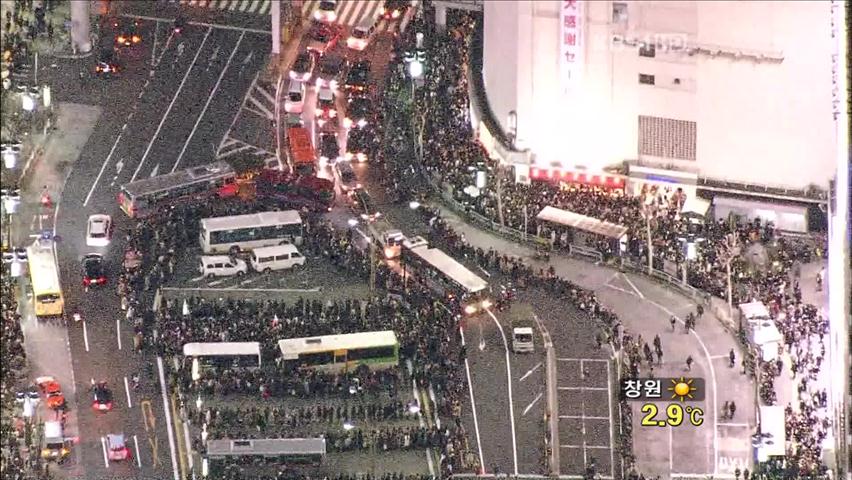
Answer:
top-left (480, 1), bottom-right (838, 196)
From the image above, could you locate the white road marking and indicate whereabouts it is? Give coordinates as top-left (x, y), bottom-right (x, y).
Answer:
top-left (83, 128), bottom-right (125, 206)
top-left (240, 278), bottom-right (256, 285)
top-left (605, 360), bottom-right (616, 479)
top-left (116, 318), bottom-right (122, 350)
top-left (216, 144), bottom-right (253, 159)
top-left (160, 286), bottom-right (321, 293)
top-left (130, 28), bottom-right (212, 182)
top-left (188, 276), bottom-right (204, 283)
top-left (101, 436), bottom-right (109, 468)
top-left (669, 422), bottom-right (674, 470)
top-left (621, 273), bottom-right (645, 299)
top-left (157, 356), bottom-right (181, 480)
top-left (219, 71), bottom-right (260, 152)
top-left (605, 283), bottom-right (638, 298)
top-left (124, 376), bottom-right (133, 409)
top-left (245, 94), bottom-right (273, 119)
top-left (717, 422), bottom-right (750, 427)
top-left (519, 361), bottom-right (542, 382)
top-left (133, 435), bottom-right (142, 468)
top-left (206, 279), bottom-right (224, 286)
top-left (522, 392), bottom-right (543, 416)
top-left (458, 326), bottom-right (485, 473)
top-left (557, 386), bottom-right (608, 391)
top-left (149, 163), bottom-right (160, 178)
top-left (172, 32), bottom-right (246, 172)
top-left (486, 309), bottom-right (519, 476)
top-left (121, 13), bottom-right (272, 34)
top-left (558, 415), bottom-right (610, 420)
top-left (82, 320), bottom-right (90, 352)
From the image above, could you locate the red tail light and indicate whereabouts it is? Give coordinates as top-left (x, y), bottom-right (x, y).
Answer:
top-left (83, 278), bottom-right (91, 286)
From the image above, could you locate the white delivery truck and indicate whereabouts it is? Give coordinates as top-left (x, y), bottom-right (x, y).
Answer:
top-left (368, 218), bottom-right (406, 259)
top-left (512, 318), bottom-right (535, 353)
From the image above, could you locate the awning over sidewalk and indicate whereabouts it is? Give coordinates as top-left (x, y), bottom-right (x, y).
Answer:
top-left (757, 406), bottom-right (786, 460)
top-left (536, 206), bottom-right (628, 240)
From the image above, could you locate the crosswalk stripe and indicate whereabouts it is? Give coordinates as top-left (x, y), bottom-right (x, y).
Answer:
top-left (216, 0), bottom-right (231, 9)
top-left (228, 0), bottom-right (240, 10)
top-left (398, 2), bottom-right (416, 33)
top-left (254, 83), bottom-right (276, 105)
top-left (246, 0), bottom-right (260, 13)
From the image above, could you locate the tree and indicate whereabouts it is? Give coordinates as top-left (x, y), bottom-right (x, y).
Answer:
top-left (715, 232), bottom-right (742, 322)
top-left (226, 154), bottom-right (265, 177)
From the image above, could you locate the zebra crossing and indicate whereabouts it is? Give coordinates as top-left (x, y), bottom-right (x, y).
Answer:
top-left (173, 0), bottom-right (417, 33)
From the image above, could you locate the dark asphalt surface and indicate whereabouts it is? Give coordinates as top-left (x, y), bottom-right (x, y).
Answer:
top-left (47, 7), bottom-right (271, 478)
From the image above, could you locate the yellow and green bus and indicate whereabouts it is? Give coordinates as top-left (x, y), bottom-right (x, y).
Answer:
top-left (277, 330), bottom-right (399, 372)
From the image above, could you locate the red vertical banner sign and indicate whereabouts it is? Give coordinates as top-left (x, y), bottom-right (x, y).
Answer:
top-left (560, 0), bottom-right (583, 94)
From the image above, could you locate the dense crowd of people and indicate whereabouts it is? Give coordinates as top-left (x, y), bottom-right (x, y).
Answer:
top-left (1, 264), bottom-right (52, 479)
top-left (376, 7), bottom-right (833, 478)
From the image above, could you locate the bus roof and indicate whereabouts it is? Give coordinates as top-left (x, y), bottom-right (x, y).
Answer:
top-left (26, 240), bottom-right (61, 294)
top-left (206, 438), bottom-right (326, 457)
top-left (200, 210), bottom-right (302, 232)
top-left (278, 330), bottom-right (398, 360)
top-left (183, 342), bottom-right (261, 357)
top-left (120, 161), bottom-right (235, 198)
top-left (408, 246), bottom-right (488, 294)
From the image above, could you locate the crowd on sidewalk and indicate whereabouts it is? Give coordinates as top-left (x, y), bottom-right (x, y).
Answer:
top-left (376, 8), bottom-right (831, 478)
top-left (1, 264), bottom-right (52, 479)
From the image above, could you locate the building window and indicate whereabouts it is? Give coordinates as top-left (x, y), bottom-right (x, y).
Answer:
top-left (639, 74), bottom-right (655, 85)
top-left (612, 2), bottom-right (628, 23)
top-left (638, 116), bottom-right (697, 161)
top-left (639, 44), bottom-right (656, 58)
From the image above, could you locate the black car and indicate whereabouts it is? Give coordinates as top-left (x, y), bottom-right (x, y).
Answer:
top-left (290, 52), bottom-right (315, 82)
top-left (381, 0), bottom-right (409, 19)
top-left (345, 96), bottom-right (373, 129)
top-left (82, 253), bottom-right (106, 289)
top-left (95, 49), bottom-right (120, 76)
top-left (91, 381), bottom-right (113, 412)
top-left (344, 60), bottom-right (371, 95)
top-left (112, 18), bottom-right (141, 47)
top-left (345, 126), bottom-right (376, 163)
top-left (349, 188), bottom-right (380, 221)
top-left (318, 132), bottom-right (340, 164)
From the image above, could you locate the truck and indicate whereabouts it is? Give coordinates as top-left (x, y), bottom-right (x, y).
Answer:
top-left (368, 218), bottom-right (406, 259)
top-left (287, 126), bottom-right (316, 176)
top-left (511, 317), bottom-right (535, 353)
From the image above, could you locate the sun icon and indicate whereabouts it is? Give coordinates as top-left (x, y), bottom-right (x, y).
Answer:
top-left (668, 377), bottom-right (697, 402)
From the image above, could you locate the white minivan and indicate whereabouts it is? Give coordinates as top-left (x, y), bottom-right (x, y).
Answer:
top-left (346, 17), bottom-right (377, 51)
top-left (284, 80), bottom-right (306, 113)
top-left (199, 255), bottom-right (248, 278)
top-left (250, 244), bottom-right (306, 273)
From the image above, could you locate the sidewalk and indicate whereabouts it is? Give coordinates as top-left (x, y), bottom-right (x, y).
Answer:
top-left (428, 202), bottom-right (758, 478)
top-left (13, 102), bottom-right (102, 477)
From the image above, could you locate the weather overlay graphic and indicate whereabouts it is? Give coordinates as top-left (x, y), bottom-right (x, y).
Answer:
top-left (622, 377), bottom-right (706, 428)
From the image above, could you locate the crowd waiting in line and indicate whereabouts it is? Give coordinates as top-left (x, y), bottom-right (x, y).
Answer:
top-left (377, 9), bottom-right (832, 478)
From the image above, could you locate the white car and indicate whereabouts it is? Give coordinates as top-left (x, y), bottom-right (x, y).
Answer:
top-left (313, 0), bottom-right (337, 23)
top-left (86, 214), bottom-right (112, 247)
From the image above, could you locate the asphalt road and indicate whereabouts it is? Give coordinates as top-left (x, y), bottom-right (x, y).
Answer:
top-left (45, 10), bottom-right (270, 479)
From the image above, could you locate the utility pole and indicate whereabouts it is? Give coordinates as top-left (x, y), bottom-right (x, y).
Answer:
top-left (69, 1), bottom-right (92, 54)
top-left (716, 232), bottom-right (741, 322)
top-left (369, 241), bottom-right (376, 291)
top-left (641, 201), bottom-right (657, 276)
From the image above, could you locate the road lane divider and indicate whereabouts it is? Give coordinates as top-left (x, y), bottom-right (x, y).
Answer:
top-left (130, 27), bottom-right (213, 183)
top-left (124, 376), bottom-right (133, 409)
top-left (171, 392), bottom-right (188, 479)
top-left (116, 318), bottom-right (122, 350)
top-left (82, 320), bottom-right (90, 352)
top-left (172, 31), bottom-right (246, 173)
top-left (133, 434), bottom-right (142, 468)
top-left (100, 436), bottom-right (109, 468)
top-left (156, 356), bottom-right (181, 480)
top-left (458, 326), bottom-right (485, 474)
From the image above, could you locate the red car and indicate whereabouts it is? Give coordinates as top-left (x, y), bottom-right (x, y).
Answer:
top-left (35, 376), bottom-right (66, 410)
top-left (92, 381), bottom-right (114, 412)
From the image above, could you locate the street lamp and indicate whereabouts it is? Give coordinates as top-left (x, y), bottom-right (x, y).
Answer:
top-left (2, 143), bottom-right (21, 169)
top-left (342, 420), bottom-right (355, 431)
top-left (408, 58), bottom-right (424, 79)
top-left (640, 199), bottom-right (659, 276)
top-left (347, 218), bottom-right (359, 227)
top-left (409, 201), bottom-right (420, 210)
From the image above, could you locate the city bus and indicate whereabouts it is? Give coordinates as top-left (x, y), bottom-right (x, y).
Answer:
top-left (118, 161), bottom-right (236, 218)
top-left (199, 210), bottom-right (303, 254)
top-left (183, 342), bottom-right (261, 380)
top-left (277, 330), bottom-right (399, 372)
top-left (287, 126), bottom-right (316, 176)
top-left (26, 239), bottom-right (64, 319)
top-left (206, 438), bottom-right (325, 466)
top-left (402, 236), bottom-right (492, 315)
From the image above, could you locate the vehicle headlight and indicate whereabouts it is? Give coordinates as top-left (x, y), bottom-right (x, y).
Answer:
top-left (464, 305), bottom-right (477, 315)
top-left (481, 299), bottom-right (493, 309)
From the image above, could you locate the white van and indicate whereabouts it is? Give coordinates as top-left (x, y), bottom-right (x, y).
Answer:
top-left (346, 17), bottom-right (377, 51)
top-left (284, 80), bottom-right (306, 113)
top-left (199, 255), bottom-right (248, 278)
top-left (41, 420), bottom-right (69, 461)
top-left (250, 244), bottom-right (306, 273)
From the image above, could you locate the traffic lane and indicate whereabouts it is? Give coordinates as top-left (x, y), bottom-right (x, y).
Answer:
top-left (100, 24), bottom-right (212, 188)
top-left (120, 0), bottom-right (273, 33)
top-left (134, 26), bottom-right (240, 179)
top-left (463, 312), bottom-right (517, 476)
top-left (172, 31), bottom-right (271, 171)
top-left (494, 303), bottom-right (549, 474)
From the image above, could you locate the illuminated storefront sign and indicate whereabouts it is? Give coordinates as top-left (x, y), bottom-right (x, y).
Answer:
top-left (560, 0), bottom-right (583, 93)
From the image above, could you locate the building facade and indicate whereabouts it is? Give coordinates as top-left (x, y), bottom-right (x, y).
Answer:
top-left (482, 0), bottom-right (837, 192)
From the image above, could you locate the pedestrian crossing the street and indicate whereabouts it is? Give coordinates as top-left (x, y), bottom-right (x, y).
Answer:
top-left (171, 0), bottom-right (418, 33)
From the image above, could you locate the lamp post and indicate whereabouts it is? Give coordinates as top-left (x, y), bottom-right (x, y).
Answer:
top-left (641, 200), bottom-right (658, 276)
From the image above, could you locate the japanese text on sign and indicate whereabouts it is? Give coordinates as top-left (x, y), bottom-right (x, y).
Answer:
top-left (560, 0), bottom-right (583, 92)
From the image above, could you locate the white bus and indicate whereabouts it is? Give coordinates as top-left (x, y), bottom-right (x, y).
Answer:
top-left (183, 342), bottom-right (261, 380)
top-left (277, 330), bottom-right (399, 372)
top-left (199, 210), bottom-right (303, 254)
top-left (26, 239), bottom-right (64, 319)
top-left (402, 236), bottom-right (491, 315)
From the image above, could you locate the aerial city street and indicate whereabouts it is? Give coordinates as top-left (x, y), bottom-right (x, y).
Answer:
top-left (0, 1), bottom-right (849, 480)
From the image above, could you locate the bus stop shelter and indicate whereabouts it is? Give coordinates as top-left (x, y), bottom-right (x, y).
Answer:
top-left (536, 206), bottom-right (629, 255)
